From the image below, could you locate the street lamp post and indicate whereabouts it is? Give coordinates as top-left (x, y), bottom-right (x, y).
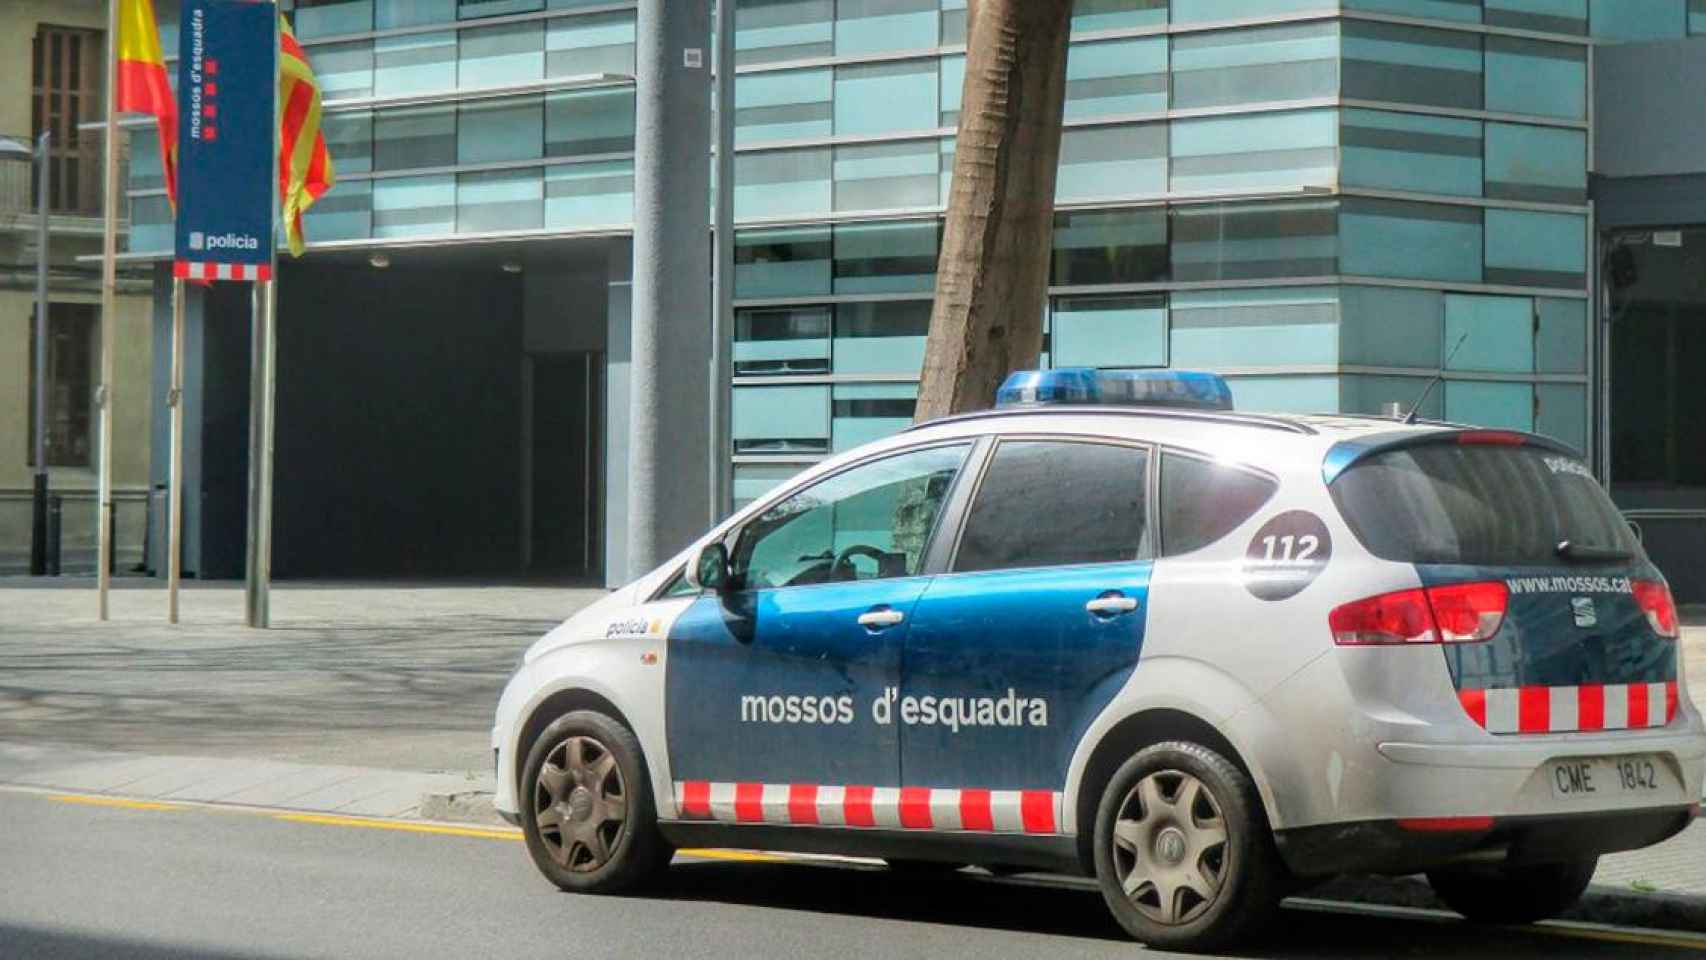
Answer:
top-left (2, 131), bottom-right (51, 576)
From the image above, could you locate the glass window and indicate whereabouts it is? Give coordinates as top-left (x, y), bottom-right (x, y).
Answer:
top-left (954, 440), bottom-right (1149, 572)
top-left (1340, 198), bottom-right (1482, 283)
top-left (1170, 287), bottom-right (1340, 366)
top-left (1590, 0), bottom-right (1686, 40)
top-left (736, 0), bottom-right (834, 65)
top-left (1344, 0), bottom-right (1481, 21)
top-left (1052, 295), bottom-right (1165, 368)
top-left (1173, 0), bottom-right (1322, 19)
top-left (372, 173), bottom-right (456, 237)
top-left (1223, 375), bottom-right (1340, 413)
top-left (735, 305), bottom-right (832, 375)
top-left (128, 128), bottom-right (166, 193)
top-left (942, 0), bottom-right (969, 45)
top-left (1330, 442), bottom-right (1636, 566)
top-left (1339, 286), bottom-right (1442, 368)
top-left (834, 221), bottom-right (937, 293)
top-left (1485, 0), bottom-right (1587, 34)
top-left (1535, 383), bottom-right (1587, 452)
top-left (543, 158), bottom-right (633, 227)
top-left (1484, 209), bottom-right (1586, 288)
top-left (457, 168), bottom-right (543, 232)
top-left (1052, 207), bottom-right (1168, 286)
top-left (1171, 21), bottom-right (1339, 110)
top-left (1484, 37), bottom-right (1585, 119)
top-left (1171, 200), bottom-right (1339, 282)
top-left (1536, 298), bottom-right (1586, 373)
top-left (1444, 294), bottom-right (1533, 373)
top-left (736, 226), bottom-right (832, 297)
top-left (939, 137), bottom-right (956, 203)
top-left (734, 463), bottom-right (807, 510)
top-left (545, 87), bottom-right (634, 156)
top-left (374, 31), bottom-right (456, 96)
top-left (1343, 374), bottom-right (1438, 418)
top-left (302, 178), bottom-right (373, 241)
top-left (733, 384), bottom-right (830, 453)
top-left (312, 40), bottom-right (375, 102)
top-left (1340, 109), bottom-right (1482, 198)
top-left (1343, 22), bottom-right (1482, 111)
top-left (834, 140), bottom-right (938, 212)
top-left (834, 301), bottom-right (932, 375)
top-left (460, 21), bottom-right (544, 89)
top-left (736, 147), bottom-right (832, 218)
top-left (1484, 123), bottom-right (1586, 204)
top-left (1065, 36), bottom-right (1167, 120)
top-left (26, 304), bottom-right (97, 467)
top-left (461, 0), bottom-right (544, 18)
top-left (1072, 0), bottom-right (1168, 33)
top-left (836, 0), bottom-right (938, 56)
top-left (1170, 109), bottom-right (1336, 195)
top-left (374, 105), bottom-right (457, 171)
top-left (1160, 453), bottom-right (1278, 556)
top-left (1444, 380), bottom-right (1533, 431)
top-left (295, 0), bottom-right (374, 39)
top-left (835, 60), bottom-right (938, 135)
top-left (546, 12), bottom-right (636, 77)
top-left (940, 55), bottom-right (965, 126)
top-left (1057, 123), bottom-right (1166, 201)
top-left (734, 443), bottom-right (968, 588)
top-left (832, 383), bottom-right (919, 451)
top-left (377, 0), bottom-right (455, 28)
top-left (737, 67), bottom-right (832, 144)
top-left (127, 194), bottom-right (173, 253)
top-left (322, 112), bottom-right (374, 183)
top-left (1694, 0), bottom-right (1706, 34)
top-left (458, 97), bottom-right (543, 164)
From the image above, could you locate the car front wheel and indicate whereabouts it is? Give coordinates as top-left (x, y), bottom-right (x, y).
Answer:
top-left (1426, 858), bottom-right (1597, 924)
top-left (1092, 741), bottom-right (1282, 952)
top-left (520, 710), bottom-right (672, 893)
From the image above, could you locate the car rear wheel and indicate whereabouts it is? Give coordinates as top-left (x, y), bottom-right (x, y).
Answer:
top-left (520, 710), bottom-right (673, 893)
top-left (1092, 741), bottom-right (1281, 952)
top-left (1426, 858), bottom-right (1597, 924)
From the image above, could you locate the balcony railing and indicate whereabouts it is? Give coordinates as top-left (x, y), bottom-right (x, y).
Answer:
top-left (0, 131), bottom-right (127, 220)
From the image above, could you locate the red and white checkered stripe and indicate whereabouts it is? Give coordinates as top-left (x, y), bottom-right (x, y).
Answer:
top-left (1459, 682), bottom-right (1679, 734)
top-left (673, 782), bottom-right (1063, 835)
top-left (173, 260), bottom-right (273, 282)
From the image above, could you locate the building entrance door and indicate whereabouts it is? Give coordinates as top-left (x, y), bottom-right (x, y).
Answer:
top-left (527, 352), bottom-right (602, 577)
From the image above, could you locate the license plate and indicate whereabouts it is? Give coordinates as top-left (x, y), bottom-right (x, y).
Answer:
top-left (1548, 755), bottom-right (1663, 801)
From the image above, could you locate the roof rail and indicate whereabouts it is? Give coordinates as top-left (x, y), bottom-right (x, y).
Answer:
top-left (906, 405), bottom-right (1317, 436)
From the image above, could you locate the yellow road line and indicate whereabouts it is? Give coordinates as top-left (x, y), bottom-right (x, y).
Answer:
top-left (1530, 922), bottom-right (1706, 952)
top-left (273, 812), bottom-right (523, 841)
top-left (676, 848), bottom-right (791, 863)
top-left (49, 794), bottom-right (182, 812)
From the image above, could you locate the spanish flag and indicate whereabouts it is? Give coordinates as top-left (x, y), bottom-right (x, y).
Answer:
top-left (278, 15), bottom-right (334, 257)
top-left (116, 0), bottom-right (177, 208)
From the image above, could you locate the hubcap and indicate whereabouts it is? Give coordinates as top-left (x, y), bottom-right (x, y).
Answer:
top-left (1110, 770), bottom-right (1230, 926)
top-left (532, 735), bottom-right (627, 873)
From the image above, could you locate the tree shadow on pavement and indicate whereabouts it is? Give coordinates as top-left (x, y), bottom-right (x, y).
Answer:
top-left (0, 922), bottom-right (296, 960)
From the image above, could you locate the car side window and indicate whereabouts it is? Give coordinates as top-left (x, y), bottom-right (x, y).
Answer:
top-left (953, 439), bottom-right (1149, 573)
top-left (1159, 451), bottom-right (1278, 556)
top-left (732, 443), bottom-right (970, 591)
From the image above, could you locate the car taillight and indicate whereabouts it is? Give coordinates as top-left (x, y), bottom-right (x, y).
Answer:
top-left (1329, 581), bottom-right (1508, 646)
top-left (1633, 580), bottom-right (1679, 639)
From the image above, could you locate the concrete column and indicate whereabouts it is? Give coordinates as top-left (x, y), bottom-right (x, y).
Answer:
top-left (605, 239), bottom-right (633, 588)
top-left (627, 0), bottom-right (712, 580)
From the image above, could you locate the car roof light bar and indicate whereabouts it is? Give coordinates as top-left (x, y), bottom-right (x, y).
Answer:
top-left (995, 368), bottom-right (1234, 412)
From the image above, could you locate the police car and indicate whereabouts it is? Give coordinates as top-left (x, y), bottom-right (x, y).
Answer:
top-left (492, 368), bottom-right (1704, 951)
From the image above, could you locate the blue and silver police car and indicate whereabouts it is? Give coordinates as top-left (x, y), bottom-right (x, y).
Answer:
top-left (492, 369), bottom-right (1704, 951)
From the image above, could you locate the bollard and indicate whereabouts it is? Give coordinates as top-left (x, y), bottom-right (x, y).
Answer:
top-left (46, 495), bottom-right (62, 577)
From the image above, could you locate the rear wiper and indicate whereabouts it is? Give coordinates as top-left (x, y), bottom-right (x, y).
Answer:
top-left (1556, 540), bottom-right (1633, 563)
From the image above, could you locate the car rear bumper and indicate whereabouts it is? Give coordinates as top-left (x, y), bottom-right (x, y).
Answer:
top-left (1274, 804), bottom-right (1698, 878)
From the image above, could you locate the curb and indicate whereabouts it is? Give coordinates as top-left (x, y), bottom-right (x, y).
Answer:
top-left (1309, 874), bottom-right (1706, 935)
top-left (418, 789), bottom-right (507, 827)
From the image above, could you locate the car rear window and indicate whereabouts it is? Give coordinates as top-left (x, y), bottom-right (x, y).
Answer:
top-left (1330, 442), bottom-right (1637, 566)
top-left (1160, 452), bottom-right (1277, 556)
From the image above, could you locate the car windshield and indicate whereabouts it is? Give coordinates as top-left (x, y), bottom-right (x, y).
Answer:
top-left (1329, 442), bottom-right (1637, 566)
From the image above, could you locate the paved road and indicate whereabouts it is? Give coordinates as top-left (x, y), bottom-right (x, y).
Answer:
top-left (3, 789), bottom-right (1702, 960)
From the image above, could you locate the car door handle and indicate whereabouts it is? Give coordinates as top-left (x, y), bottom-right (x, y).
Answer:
top-left (857, 608), bottom-right (906, 629)
top-left (1086, 595), bottom-right (1139, 616)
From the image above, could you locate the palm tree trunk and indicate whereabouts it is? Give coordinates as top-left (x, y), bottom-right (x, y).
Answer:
top-left (914, 0), bottom-right (1074, 422)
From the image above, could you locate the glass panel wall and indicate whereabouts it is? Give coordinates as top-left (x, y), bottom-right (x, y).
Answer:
top-left (1171, 22), bottom-right (1339, 110)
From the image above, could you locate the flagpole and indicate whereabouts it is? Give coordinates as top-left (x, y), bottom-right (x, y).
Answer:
top-left (167, 277), bottom-right (184, 622)
top-left (244, 10), bottom-right (282, 629)
top-left (97, 0), bottom-right (122, 619)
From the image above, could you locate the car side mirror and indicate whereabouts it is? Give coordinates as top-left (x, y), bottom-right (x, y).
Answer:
top-left (687, 542), bottom-right (731, 594)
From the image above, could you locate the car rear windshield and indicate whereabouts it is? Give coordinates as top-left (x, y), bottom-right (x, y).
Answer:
top-left (1330, 442), bottom-right (1637, 566)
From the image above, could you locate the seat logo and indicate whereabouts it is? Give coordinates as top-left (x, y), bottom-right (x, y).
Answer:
top-left (1571, 596), bottom-right (1597, 628)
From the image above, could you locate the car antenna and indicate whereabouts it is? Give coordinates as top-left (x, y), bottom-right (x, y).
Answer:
top-left (1403, 332), bottom-right (1470, 424)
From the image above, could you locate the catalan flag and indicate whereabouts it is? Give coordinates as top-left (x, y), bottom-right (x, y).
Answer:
top-left (278, 15), bottom-right (334, 257)
top-left (115, 0), bottom-right (177, 208)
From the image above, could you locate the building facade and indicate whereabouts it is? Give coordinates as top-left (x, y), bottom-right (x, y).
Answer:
top-left (115, 0), bottom-right (1706, 596)
top-left (1, 0), bottom-right (153, 576)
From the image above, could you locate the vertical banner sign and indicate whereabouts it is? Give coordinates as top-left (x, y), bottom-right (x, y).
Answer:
top-left (174, 1), bottom-right (275, 282)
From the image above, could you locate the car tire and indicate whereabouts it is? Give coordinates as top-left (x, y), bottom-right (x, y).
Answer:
top-left (1092, 741), bottom-right (1282, 952)
top-left (1426, 858), bottom-right (1597, 924)
top-left (520, 710), bottom-right (673, 894)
